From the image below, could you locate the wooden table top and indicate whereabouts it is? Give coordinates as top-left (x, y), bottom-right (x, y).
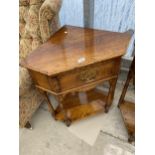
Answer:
top-left (21, 25), bottom-right (131, 76)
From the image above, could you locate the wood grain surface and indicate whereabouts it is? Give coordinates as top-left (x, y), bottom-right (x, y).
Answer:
top-left (21, 25), bottom-right (132, 126)
top-left (55, 89), bottom-right (107, 121)
top-left (21, 25), bottom-right (131, 76)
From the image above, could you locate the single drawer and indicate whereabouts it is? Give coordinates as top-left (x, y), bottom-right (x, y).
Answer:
top-left (29, 70), bottom-right (61, 93)
top-left (58, 58), bottom-right (120, 91)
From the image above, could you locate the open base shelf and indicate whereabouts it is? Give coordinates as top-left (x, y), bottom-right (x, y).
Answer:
top-left (55, 89), bottom-right (107, 122)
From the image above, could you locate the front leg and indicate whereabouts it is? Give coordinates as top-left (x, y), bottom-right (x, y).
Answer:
top-left (56, 95), bottom-right (72, 127)
top-left (65, 119), bottom-right (72, 127)
top-left (128, 133), bottom-right (135, 143)
top-left (105, 78), bottom-right (117, 113)
top-left (44, 92), bottom-right (56, 117)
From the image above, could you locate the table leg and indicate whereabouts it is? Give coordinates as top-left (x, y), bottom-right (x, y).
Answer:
top-left (105, 78), bottom-right (117, 113)
top-left (128, 133), bottom-right (135, 143)
top-left (118, 62), bottom-right (134, 108)
top-left (56, 95), bottom-right (72, 127)
top-left (43, 91), bottom-right (56, 118)
top-left (24, 121), bottom-right (32, 129)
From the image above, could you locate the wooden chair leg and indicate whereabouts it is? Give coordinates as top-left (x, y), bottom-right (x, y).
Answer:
top-left (25, 121), bottom-right (32, 129)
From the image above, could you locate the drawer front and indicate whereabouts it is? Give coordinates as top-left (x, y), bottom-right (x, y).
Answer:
top-left (58, 58), bottom-right (120, 91)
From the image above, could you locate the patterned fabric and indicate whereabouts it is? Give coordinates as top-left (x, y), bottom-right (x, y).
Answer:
top-left (19, 67), bottom-right (32, 96)
top-left (28, 4), bottom-right (42, 39)
top-left (32, 38), bottom-right (42, 50)
top-left (19, 88), bottom-right (44, 127)
top-left (30, 0), bottom-right (44, 5)
top-left (19, 0), bottom-right (45, 6)
top-left (19, 38), bottom-right (32, 59)
top-left (19, 6), bottom-right (28, 23)
top-left (39, 0), bottom-right (62, 42)
top-left (19, 0), bottom-right (62, 127)
top-left (19, 6), bottom-right (30, 38)
top-left (19, 0), bottom-right (29, 6)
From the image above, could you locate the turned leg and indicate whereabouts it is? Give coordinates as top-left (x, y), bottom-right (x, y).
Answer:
top-left (118, 56), bottom-right (135, 108)
top-left (118, 72), bottom-right (133, 108)
top-left (37, 89), bottom-right (56, 118)
top-left (25, 121), bottom-right (32, 129)
top-left (65, 119), bottom-right (72, 127)
top-left (128, 133), bottom-right (135, 143)
top-left (105, 78), bottom-right (117, 113)
top-left (43, 91), bottom-right (56, 118)
top-left (56, 95), bottom-right (72, 127)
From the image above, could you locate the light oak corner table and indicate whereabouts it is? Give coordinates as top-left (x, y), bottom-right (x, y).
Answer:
top-left (21, 25), bottom-right (132, 126)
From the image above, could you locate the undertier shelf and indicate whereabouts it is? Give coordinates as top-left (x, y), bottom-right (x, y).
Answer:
top-left (55, 89), bottom-right (107, 121)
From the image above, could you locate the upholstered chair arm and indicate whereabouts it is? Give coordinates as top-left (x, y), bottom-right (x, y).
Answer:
top-left (39, 0), bottom-right (62, 42)
top-left (19, 66), bottom-right (32, 96)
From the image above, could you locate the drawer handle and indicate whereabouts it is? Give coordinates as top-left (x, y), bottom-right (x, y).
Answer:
top-left (79, 69), bottom-right (97, 82)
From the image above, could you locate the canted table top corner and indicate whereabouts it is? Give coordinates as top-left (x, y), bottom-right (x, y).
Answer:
top-left (22, 25), bottom-right (132, 76)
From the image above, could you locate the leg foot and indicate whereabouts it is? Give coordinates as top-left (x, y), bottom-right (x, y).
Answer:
top-left (25, 121), bottom-right (32, 129)
top-left (128, 134), bottom-right (135, 143)
top-left (51, 113), bottom-right (57, 120)
top-left (117, 104), bottom-right (120, 108)
top-left (105, 106), bottom-right (110, 113)
top-left (65, 119), bottom-right (72, 127)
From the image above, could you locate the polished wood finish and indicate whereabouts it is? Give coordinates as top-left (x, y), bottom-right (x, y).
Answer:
top-left (21, 25), bottom-right (131, 76)
top-left (59, 58), bottom-right (120, 91)
top-left (29, 58), bottom-right (120, 93)
top-left (118, 57), bottom-right (135, 142)
top-left (55, 89), bottom-right (107, 122)
top-left (21, 25), bottom-right (131, 126)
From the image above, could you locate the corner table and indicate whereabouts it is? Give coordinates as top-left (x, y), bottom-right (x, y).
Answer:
top-left (21, 25), bottom-right (131, 126)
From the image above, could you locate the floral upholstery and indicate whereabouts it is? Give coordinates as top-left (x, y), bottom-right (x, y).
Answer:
top-left (39, 0), bottom-right (62, 42)
top-left (19, 0), bottom-right (62, 127)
